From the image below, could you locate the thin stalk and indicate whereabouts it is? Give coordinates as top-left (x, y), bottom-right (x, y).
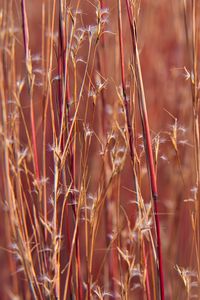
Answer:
top-left (117, 1), bottom-right (153, 299)
top-left (125, 2), bottom-right (165, 298)
top-left (21, 0), bottom-right (40, 181)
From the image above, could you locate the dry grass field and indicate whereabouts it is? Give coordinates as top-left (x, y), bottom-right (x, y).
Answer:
top-left (0, 0), bottom-right (199, 299)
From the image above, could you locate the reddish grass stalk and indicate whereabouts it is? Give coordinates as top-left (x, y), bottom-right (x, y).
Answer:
top-left (58, 0), bottom-right (72, 236)
top-left (59, 0), bottom-right (83, 299)
top-left (21, 3), bottom-right (49, 290)
top-left (117, 0), bottom-right (135, 164)
top-left (65, 3), bottom-right (83, 299)
top-left (58, 3), bottom-right (75, 299)
top-left (21, 0), bottom-right (40, 181)
top-left (182, 0), bottom-right (200, 286)
top-left (142, 240), bottom-right (151, 300)
top-left (117, 2), bottom-right (153, 299)
top-left (124, 1), bottom-right (165, 299)
top-left (98, 0), bottom-right (120, 296)
top-left (117, 0), bottom-right (140, 211)
top-left (21, 0), bottom-right (30, 67)
top-left (30, 81), bottom-right (40, 182)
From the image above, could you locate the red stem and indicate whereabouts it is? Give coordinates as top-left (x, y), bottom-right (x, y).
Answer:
top-left (21, 0), bottom-right (40, 181)
top-left (125, 1), bottom-right (165, 299)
